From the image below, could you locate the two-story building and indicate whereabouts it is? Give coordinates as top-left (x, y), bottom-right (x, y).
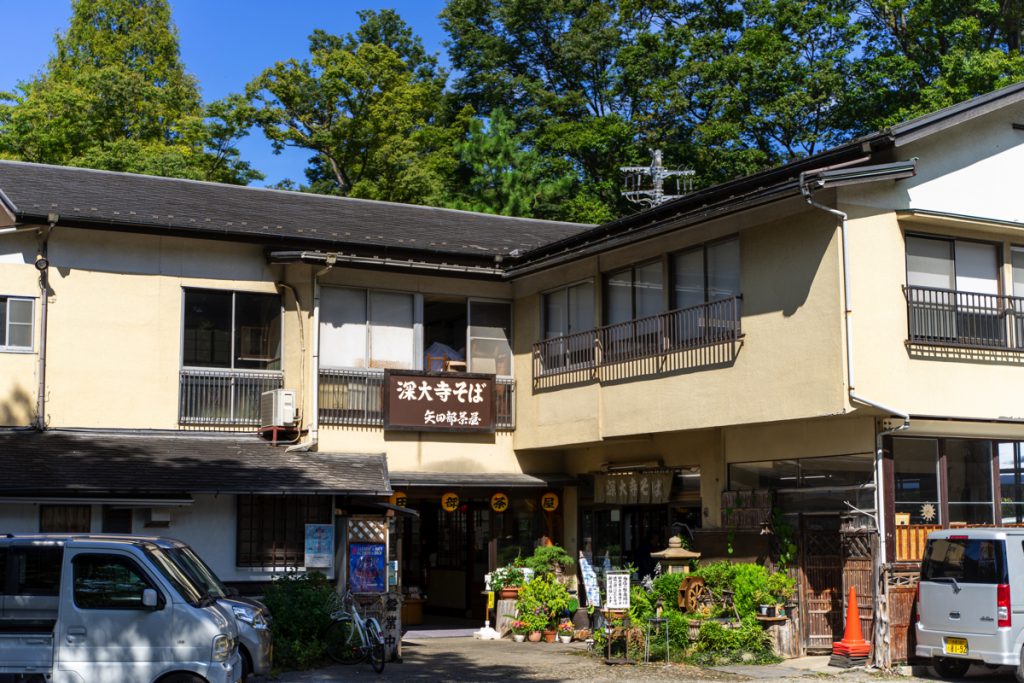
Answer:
top-left (3, 82), bottom-right (1024, 659)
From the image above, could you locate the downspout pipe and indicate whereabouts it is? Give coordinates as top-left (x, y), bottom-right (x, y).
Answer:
top-left (800, 165), bottom-right (914, 670)
top-left (286, 254), bottom-right (337, 453)
top-left (35, 220), bottom-right (55, 431)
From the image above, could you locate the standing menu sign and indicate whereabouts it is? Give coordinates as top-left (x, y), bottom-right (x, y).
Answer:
top-left (605, 572), bottom-right (631, 610)
top-left (384, 371), bottom-right (496, 433)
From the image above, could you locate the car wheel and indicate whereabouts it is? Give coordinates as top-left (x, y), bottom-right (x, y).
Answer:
top-left (934, 657), bottom-right (971, 679)
top-left (158, 674), bottom-right (204, 683)
top-left (1016, 647), bottom-right (1024, 683)
top-left (238, 646), bottom-right (253, 680)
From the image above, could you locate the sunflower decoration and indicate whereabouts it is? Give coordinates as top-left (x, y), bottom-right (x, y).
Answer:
top-left (921, 503), bottom-right (937, 522)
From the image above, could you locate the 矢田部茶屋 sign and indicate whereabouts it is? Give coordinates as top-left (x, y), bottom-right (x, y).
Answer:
top-left (384, 371), bottom-right (496, 432)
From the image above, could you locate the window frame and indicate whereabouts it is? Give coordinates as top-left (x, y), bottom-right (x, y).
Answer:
top-left (541, 280), bottom-right (595, 340)
top-left (39, 504), bottom-right (91, 533)
top-left (466, 297), bottom-right (514, 378)
top-left (180, 287), bottom-right (284, 372)
top-left (603, 258), bottom-right (665, 325)
top-left (236, 494), bottom-right (334, 569)
top-left (71, 553), bottom-right (163, 611)
top-left (319, 285), bottom-right (423, 371)
top-left (0, 295), bottom-right (35, 353)
top-left (669, 236), bottom-right (742, 310)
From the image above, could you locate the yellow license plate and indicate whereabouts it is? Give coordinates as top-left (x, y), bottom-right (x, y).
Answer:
top-left (945, 638), bottom-right (968, 655)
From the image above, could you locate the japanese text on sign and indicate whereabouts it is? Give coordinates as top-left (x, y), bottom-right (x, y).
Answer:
top-left (605, 572), bottom-right (631, 610)
top-left (490, 492), bottom-right (509, 513)
top-left (441, 492), bottom-right (460, 512)
top-left (540, 492), bottom-right (559, 512)
top-left (385, 371), bottom-right (496, 433)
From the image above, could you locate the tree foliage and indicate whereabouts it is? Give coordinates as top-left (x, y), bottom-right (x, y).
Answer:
top-left (246, 10), bottom-right (466, 203)
top-left (0, 0), bottom-right (259, 184)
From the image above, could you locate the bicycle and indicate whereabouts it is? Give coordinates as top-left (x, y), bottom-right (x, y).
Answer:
top-left (324, 591), bottom-right (386, 673)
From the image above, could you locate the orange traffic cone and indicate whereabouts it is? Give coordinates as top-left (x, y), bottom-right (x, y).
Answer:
top-left (832, 586), bottom-right (871, 660)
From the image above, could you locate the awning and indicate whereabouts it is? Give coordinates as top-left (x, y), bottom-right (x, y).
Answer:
top-left (389, 471), bottom-right (576, 489)
top-left (0, 430), bottom-right (392, 496)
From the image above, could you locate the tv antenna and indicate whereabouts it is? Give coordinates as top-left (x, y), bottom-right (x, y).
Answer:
top-left (620, 149), bottom-right (694, 208)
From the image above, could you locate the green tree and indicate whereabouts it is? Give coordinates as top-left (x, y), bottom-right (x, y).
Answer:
top-left (0, 0), bottom-right (259, 184)
top-left (853, 0), bottom-right (1024, 129)
top-left (447, 109), bottom-right (572, 217)
top-left (246, 10), bottom-right (464, 203)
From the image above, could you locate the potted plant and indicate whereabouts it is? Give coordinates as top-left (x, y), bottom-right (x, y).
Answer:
top-left (524, 545), bottom-right (574, 579)
top-left (491, 564), bottom-right (526, 599)
top-left (557, 619), bottom-right (574, 643)
top-left (516, 573), bottom-right (571, 644)
top-left (753, 588), bottom-right (774, 616)
top-left (510, 619), bottom-right (529, 642)
top-left (767, 571), bottom-right (796, 618)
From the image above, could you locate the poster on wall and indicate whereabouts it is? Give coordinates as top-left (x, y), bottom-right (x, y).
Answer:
top-left (349, 542), bottom-right (387, 593)
top-left (304, 524), bottom-right (334, 569)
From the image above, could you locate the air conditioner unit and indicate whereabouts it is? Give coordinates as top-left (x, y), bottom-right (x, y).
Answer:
top-left (261, 389), bottom-right (296, 428)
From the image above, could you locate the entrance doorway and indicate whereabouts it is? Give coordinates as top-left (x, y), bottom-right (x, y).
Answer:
top-left (395, 489), bottom-right (558, 622)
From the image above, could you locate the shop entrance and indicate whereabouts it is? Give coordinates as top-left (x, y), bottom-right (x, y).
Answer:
top-left (395, 488), bottom-right (559, 623)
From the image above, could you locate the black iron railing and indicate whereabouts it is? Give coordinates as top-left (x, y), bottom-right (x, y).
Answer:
top-left (904, 285), bottom-right (1024, 350)
top-left (179, 368), bottom-right (283, 426)
top-left (532, 295), bottom-right (743, 378)
top-left (318, 368), bottom-right (516, 430)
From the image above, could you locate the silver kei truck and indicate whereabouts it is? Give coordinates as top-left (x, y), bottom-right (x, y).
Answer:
top-left (916, 528), bottom-right (1024, 682)
top-left (0, 534), bottom-right (241, 683)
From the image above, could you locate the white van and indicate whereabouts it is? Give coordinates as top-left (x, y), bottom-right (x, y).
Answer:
top-left (916, 528), bottom-right (1024, 681)
top-left (0, 534), bottom-right (241, 683)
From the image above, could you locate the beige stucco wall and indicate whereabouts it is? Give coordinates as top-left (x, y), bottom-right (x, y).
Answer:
top-left (0, 231), bottom-right (42, 426)
top-left (512, 198), bottom-right (850, 451)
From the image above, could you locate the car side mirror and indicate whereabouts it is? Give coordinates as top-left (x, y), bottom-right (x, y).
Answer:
top-left (142, 588), bottom-right (159, 610)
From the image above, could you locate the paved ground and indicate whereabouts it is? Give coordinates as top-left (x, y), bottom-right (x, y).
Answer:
top-left (263, 636), bottom-right (1023, 683)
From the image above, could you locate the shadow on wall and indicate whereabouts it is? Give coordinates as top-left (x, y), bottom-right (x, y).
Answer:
top-left (0, 386), bottom-right (34, 427)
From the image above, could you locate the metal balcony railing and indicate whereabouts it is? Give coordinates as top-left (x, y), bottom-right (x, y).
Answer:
top-left (319, 368), bottom-right (516, 430)
top-left (904, 285), bottom-right (1024, 350)
top-left (532, 295), bottom-right (743, 378)
top-left (179, 368), bottom-right (283, 427)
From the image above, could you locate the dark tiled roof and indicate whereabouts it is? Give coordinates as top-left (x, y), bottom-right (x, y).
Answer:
top-left (0, 430), bottom-right (391, 495)
top-left (389, 471), bottom-right (575, 488)
top-left (0, 161), bottom-right (591, 259)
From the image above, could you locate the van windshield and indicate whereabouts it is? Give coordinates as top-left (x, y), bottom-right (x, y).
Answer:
top-left (144, 546), bottom-right (207, 606)
top-left (166, 546), bottom-right (228, 599)
top-left (921, 538), bottom-right (1008, 584)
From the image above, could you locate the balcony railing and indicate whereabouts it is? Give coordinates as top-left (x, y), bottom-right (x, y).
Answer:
top-left (904, 285), bottom-right (1024, 350)
top-left (319, 368), bottom-right (516, 430)
top-left (533, 295), bottom-right (743, 379)
top-left (179, 368), bottom-right (283, 427)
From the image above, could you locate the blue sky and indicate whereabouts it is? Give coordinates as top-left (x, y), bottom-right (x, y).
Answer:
top-left (0, 0), bottom-right (451, 186)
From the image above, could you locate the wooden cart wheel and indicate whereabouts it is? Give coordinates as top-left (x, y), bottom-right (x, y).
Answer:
top-left (685, 579), bottom-right (706, 612)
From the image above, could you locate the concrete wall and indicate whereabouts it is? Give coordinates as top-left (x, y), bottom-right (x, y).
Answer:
top-left (512, 197), bottom-right (850, 451)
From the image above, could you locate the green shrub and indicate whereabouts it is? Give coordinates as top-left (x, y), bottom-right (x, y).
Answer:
top-left (689, 617), bottom-right (779, 666)
top-left (651, 572), bottom-right (686, 610)
top-left (524, 545), bottom-right (574, 577)
top-left (515, 573), bottom-right (571, 630)
top-left (262, 572), bottom-right (337, 670)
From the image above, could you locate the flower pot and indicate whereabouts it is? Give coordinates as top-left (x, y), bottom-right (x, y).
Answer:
top-left (513, 634), bottom-right (526, 642)
top-left (558, 635), bottom-right (572, 644)
top-left (528, 631), bottom-right (542, 642)
top-left (498, 588), bottom-right (520, 600)
top-left (543, 629), bottom-right (557, 643)
top-left (758, 604), bottom-right (770, 616)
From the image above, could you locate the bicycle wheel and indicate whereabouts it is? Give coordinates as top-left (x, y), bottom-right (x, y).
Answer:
top-left (365, 618), bottom-right (386, 673)
top-left (325, 616), bottom-right (366, 664)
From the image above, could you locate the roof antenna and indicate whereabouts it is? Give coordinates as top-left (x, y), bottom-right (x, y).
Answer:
top-left (620, 149), bottom-right (694, 208)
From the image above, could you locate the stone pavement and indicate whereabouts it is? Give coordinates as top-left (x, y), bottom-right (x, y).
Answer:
top-left (265, 636), bottom-right (1012, 683)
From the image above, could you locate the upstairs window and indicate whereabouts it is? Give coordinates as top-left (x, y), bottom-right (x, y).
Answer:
top-left (905, 235), bottom-right (1004, 347)
top-left (543, 282), bottom-right (594, 339)
top-left (320, 287), bottom-right (420, 370)
top-left (0, 296), bottom-right (33, 351)
top-left (605, 260), bottom-right (663, 324)
top-left (671, 238), bottom-right (741, 308)
top-left (183, 289), bottom-right (282, 371)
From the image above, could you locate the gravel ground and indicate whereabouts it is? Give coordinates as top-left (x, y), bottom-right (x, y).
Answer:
top-left (261, 637), bottom-right (1012, 683)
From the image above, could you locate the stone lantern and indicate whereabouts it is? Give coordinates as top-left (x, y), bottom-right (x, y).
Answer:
top-left (650, 535), bottom-right (700, 574)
